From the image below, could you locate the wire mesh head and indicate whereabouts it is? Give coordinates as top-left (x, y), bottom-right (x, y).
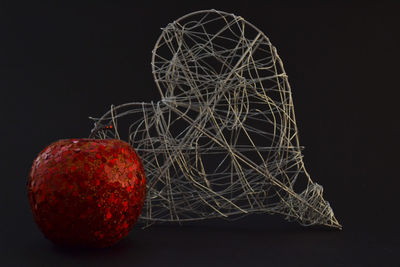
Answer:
top-left (90, 9), bottom-right (341, 229)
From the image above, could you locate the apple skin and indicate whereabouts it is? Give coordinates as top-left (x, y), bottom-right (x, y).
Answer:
top-left (27, 139), bottom-right (146, 248)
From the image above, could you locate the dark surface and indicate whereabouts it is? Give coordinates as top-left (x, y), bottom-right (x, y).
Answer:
top-left (1, 1), bottom-right (399, 266)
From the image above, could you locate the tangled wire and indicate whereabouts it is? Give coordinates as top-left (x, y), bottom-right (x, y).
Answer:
top-left (89, 10), bottom-right (341, 229)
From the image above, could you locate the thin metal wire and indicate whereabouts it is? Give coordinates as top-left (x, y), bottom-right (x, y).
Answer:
top-left (89, 9), bottom-right (341, 229)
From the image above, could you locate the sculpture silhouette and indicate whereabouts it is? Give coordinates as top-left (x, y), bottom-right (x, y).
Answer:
top-left (90, 9), bottom-right (341, 229)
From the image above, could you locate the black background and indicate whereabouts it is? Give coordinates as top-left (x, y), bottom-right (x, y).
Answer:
top-left (1, 1), bottom-right (399, 266)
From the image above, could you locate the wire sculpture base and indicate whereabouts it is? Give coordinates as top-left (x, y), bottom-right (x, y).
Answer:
top-left (89, 9), bottom-right (341, 229)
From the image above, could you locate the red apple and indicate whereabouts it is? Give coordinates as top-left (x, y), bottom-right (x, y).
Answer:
top-left (27, 139), bottom-right (146, 248)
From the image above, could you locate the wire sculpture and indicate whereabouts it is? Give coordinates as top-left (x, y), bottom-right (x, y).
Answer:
top-left (89, 9), bottom-right (341, 229)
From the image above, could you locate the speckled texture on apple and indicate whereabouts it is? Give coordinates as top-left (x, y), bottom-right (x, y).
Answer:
top-left (27, 139), bottom-right (146, 248)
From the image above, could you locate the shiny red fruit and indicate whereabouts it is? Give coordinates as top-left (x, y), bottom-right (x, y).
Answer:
top-left (27, 139), bottom-right (146, 248)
